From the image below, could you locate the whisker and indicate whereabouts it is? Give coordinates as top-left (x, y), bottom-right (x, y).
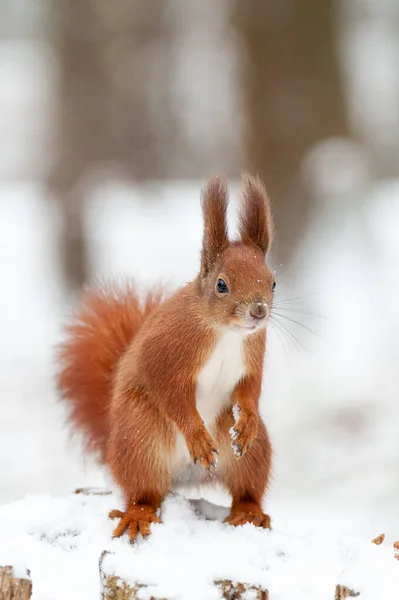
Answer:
top-left (271, 311), bottom-right (330, 344)
top-left (270, 316), bottom-right (314, 360)
top-left (272, 292), bottom-right (320, 305)
top-left (271, 306), bottom-right (329, 320)
top-left (269, 320), bottom-right (288, 359)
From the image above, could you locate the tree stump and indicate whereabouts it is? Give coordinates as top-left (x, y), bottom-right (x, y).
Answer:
top-left (335, 585), bottom-right (359, 599)
top-left (102, 574), bottom-right (154, 600)
top-left (99, 551), bottom-right (166, 600)
top-left (100, 553), bottom-right (271, 599)
top-left (216, 579), bottom-right (268, 599)
top-left (0, 566), bottom-right (32, 600)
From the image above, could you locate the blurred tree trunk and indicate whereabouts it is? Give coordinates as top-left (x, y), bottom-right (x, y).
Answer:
top-left (48, 0), bottom-right (173, 291)
top-left (232, 0), bottom-right (350, 266)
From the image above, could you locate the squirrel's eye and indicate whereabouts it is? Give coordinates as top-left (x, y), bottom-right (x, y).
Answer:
top-left (272, 281), bottom-right (276, 292)
top-left (216, 278), bottom-right (229, 294)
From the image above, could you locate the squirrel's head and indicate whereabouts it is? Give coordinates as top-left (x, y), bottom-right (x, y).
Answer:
top-left (199, 173), bottom-right (275, 335)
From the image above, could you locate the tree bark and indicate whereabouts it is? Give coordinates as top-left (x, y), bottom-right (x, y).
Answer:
top-left (216, 579), bottom-right (268, 599)
top-left (335, 585), bottom-right (359, 599)
top-left (99, 551), bottom-right (166, 600)
top-left (101, 574), bottom-right (158, 600)
top-left (0, 566), bottom-right (32, 600)
top-left (48, 0), bottom-right (173, 290)
top-left (232, 0), bottom-right (350, 266)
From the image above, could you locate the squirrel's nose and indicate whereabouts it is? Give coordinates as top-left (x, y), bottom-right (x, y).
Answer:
top-left (249, 302), bottom-right (268, 320)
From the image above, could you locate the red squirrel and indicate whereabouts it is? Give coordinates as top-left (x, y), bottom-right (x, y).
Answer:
top-left (57, 174), bottom-right (275, 541)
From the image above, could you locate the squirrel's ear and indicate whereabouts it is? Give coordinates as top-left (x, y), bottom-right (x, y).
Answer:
top-left (200, 174), bottom-right (229, 278)
top-left (238, 173), bottom-right (273, 254)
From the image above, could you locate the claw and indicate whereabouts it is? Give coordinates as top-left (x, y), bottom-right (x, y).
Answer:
top-left (229, 410), bottom-right (258, 458)
top-left (187, 429), bottom-right (218, 470)
top-left (232, 442), bottom-right (243, 458)
top-left (109, 509), bottom-right (124, 520)
top-left (229, 426), bottom-right (239, 441)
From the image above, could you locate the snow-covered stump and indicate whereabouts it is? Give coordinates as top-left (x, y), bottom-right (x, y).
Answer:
top-left (101, 571), bottom-right (163, 600)
top-left (101, 575), bottom-right (160, 600)
top-left (100, 551), bottom-right (167, 600)
top-left (334, 586), bottom-right (359, 599)
top-left (100, 549), bottom-right (269, 600)
top-left (216, 579), bottom-right (268, 598)
top-left (0, 566), bottom-right (32, 600)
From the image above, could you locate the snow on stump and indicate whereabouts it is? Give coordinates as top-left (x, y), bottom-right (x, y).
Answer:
top-left (100, 551), bottom-right (167, 600)
top-left (216, 579), bottom-right (268, 599)
top-left (100, 549), bottom-right (269, 600)
top-left (0, 566), bottom-right (32, 600)
top-left (101, 573), bottom-right (163, 600)
top-left (334, 586), bottom-right (359, 599)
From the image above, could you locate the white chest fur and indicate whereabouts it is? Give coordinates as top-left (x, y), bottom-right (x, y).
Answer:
top-left (170, 330), bottom-right (246, 484)
top-left (196, 331), bottom-right (246, 430)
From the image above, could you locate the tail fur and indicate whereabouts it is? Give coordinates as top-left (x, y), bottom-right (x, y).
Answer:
top-left (56, 283), bottom-right (164, 462)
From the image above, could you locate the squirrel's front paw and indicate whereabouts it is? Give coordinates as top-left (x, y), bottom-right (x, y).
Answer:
top-left (186, 428), bottom-right (218, 470)
top-left (229, 404), bottom-right (258, 458)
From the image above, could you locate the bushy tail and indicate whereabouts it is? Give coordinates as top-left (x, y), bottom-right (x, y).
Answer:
top-left (56, 283), bottom-right (164, 462)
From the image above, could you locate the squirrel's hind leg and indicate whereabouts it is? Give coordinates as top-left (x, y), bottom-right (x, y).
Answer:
top-left (107, 389), bottom-right (173, 542)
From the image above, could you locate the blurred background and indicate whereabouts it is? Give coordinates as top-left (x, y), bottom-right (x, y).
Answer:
top-left (1, 0), bottom-right (398, 540)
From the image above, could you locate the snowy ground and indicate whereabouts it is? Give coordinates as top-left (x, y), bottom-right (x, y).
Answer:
top-left (0, 490), bottom-right (398, 600)
top-left (0, 178), bottom-right (398, 548)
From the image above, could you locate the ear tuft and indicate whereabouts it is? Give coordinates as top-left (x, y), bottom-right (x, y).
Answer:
top-left (200, 174), bottom-right (229, 277)
top-left (238, 173), bottom-right (273, 254)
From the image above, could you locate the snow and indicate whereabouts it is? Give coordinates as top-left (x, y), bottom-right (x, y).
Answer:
top-left (229, 403), bottom-right (242, 456)
top-left (232, 403), bottom-right (241, 424)
top-left (0, 490), bottom-right (398, 600)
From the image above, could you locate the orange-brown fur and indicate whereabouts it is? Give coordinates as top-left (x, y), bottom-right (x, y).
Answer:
top-left (56, 284), bottom-right (165, 461)
top-left (57, 174), bottom-right (275, 540)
